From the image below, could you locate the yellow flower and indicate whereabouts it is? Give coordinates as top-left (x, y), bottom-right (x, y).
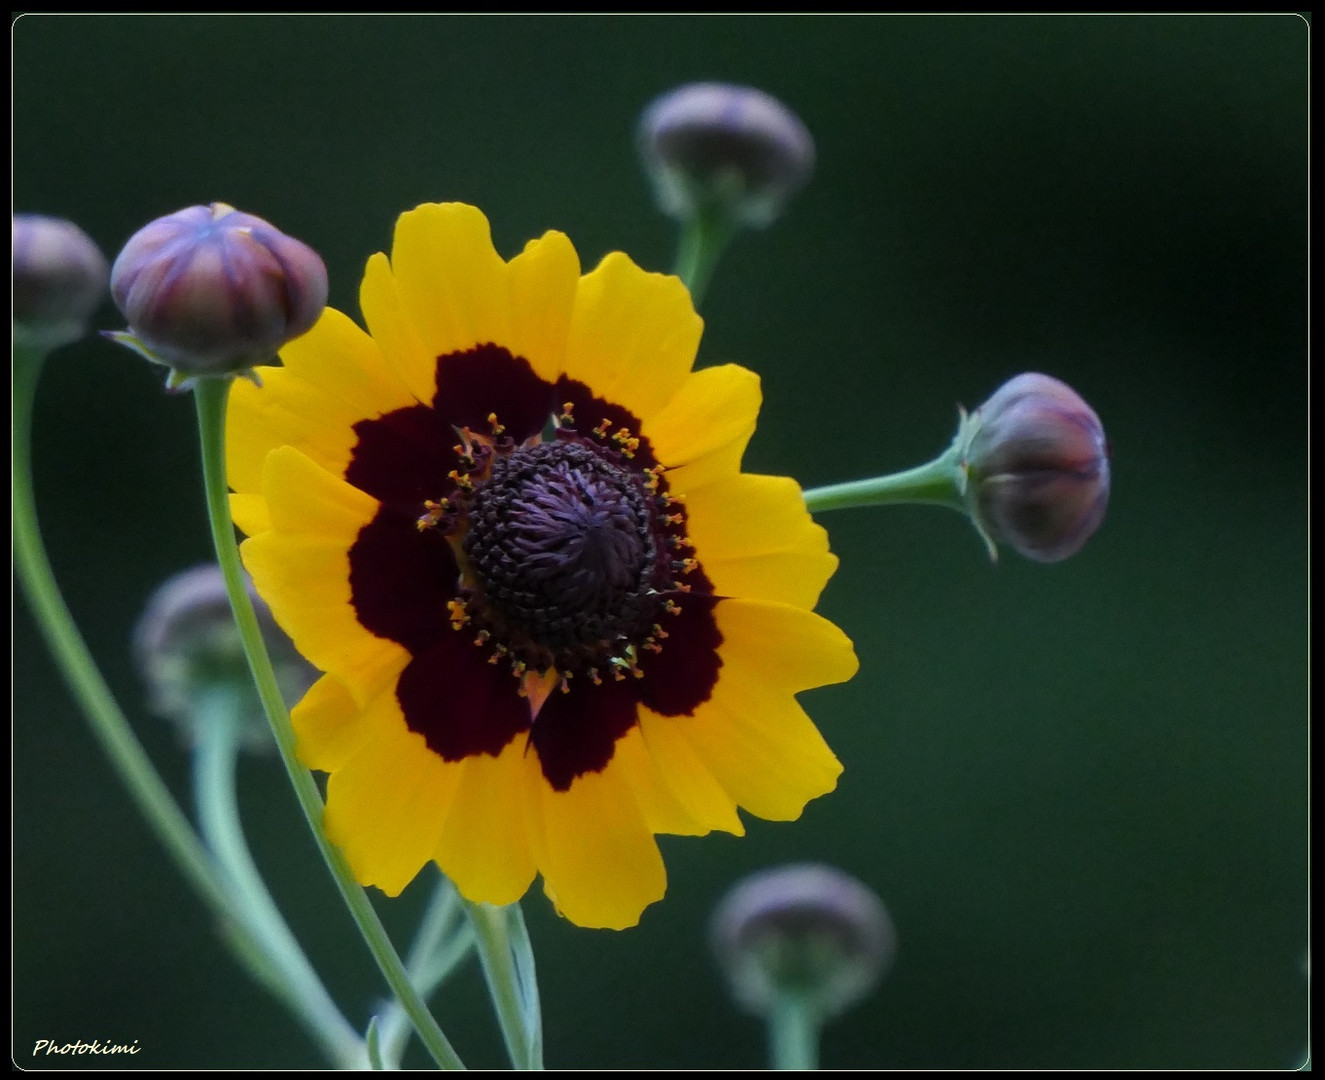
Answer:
top-left (227, 203), bottom-right (857, 929)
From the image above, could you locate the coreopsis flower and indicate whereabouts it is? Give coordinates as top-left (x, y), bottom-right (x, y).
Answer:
top-left (108, 202), bottom-right (327, 384)
top-left (227, 203), bottom-right (856, 929)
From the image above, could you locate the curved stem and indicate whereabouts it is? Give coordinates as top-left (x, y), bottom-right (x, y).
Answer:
top-left (465, 900), bottom-right (544, 1069)
top-left (11, 343), bottom-right (246, 954)
top-left (191, 376), bottom-right (466, 1071)
top-left (192, 685), bottom-right (364, 1067)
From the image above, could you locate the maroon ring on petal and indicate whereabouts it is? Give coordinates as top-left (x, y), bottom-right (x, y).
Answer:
top-left (349, 507), bottom-right (459, 655)
top-left (395, 631), bottom-right (534, 760)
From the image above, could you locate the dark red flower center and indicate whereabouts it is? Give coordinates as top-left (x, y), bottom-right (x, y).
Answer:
top-left (460, 437), bottom-right (665, 676)
top-left (344, 344), bottom-right (723, 790)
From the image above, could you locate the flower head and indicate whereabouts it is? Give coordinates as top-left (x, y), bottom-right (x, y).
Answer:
top-left (12, 214), bottom-right (109, 352)
top-left (227, 203), bottom-right (856, 929)
top-left (108, 202), bottom-right (327, 383)
top-left (961, 372), bottom-right (1111, 563)
top-left (638, 83), bottom-right (815, 229)
top-left (711, 863), bottom-right (896, 1020)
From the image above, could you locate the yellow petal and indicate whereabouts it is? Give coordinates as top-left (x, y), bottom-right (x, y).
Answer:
top-left (432, 738), bottom-right (539, 907)
top-left (359, 250), bottom-right (441, 405)
top-left (563, 252), bottom-right (702, 423)
top-left (672, 662), bottom-right (843, 821)
top-left (685, 473), bottom-right (837, 609)
top-left (637, 709), bottom-right (745, 835)
top-left (664, 598), bottom-right (854, 822)
top-left (227, 307), bottom-right (415, 496)
top-left (291, 672), bottom-right (376, 773)
top-left (389, 203), bottom-right (515, 367)
top-left (322, 693), bottom-right (460, 897)
top-left (610, 724), bottom-right (713, 837)
top-left (715, 598), bottom-right (859, 691)
top-left (229, 492), bottom-right (271, 537)
top-left (530, 765), bottom-right (667, 930)
top-left (240, 446), bottom-right (409, 704)
top-left (501, 230), bottom-right (580, 383)
top-left (643, 364), bottom-right (761, 490)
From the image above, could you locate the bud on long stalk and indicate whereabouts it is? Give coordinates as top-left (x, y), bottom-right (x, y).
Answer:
top-left (107, 202), bottom-right (327, 386)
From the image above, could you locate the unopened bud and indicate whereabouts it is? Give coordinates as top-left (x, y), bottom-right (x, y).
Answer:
top-left (638, 82), bottom-right (815, 229)
top-left (108, 202), bottom-right (327, 384)
top-left (134, 564), bottom-right (314, 749)
top-left (961, 372), bottom-right (1111, 563)
top-left (12, 214), bottom-right (109, 352)
top-left (711, 863), bottom-right (896, 1022)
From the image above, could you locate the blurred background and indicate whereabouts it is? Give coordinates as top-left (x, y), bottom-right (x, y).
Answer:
top-left (13, 14), bottom-right (1306, 1069)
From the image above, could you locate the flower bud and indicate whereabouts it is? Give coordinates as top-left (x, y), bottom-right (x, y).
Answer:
top-left (638, 82), bottom-right (815, 229)
top-left (134, 564), bottom-right (315, 750)
top-left (962, 372), bottom-right (1111, 563)
top-left (711, 863), bottom-right (896, 1021)
top-left (108, 202), bottom-right (327, 382)
top-left (12, 214), bottom-right (109, 352)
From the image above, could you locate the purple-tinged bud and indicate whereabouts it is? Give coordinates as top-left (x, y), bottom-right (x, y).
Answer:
top-left (134, 564), bottom-right (315, 750)
top-left (962, 372), bottom-right (1111, 563)
top-left (12, 214), bottom-right (109, 352)
top-left (639, 83), bottom-right (815, 229)
top-left (711, 864), bottom-right (896, 1021)
top-left (108, 202), bottom-right (327, 383)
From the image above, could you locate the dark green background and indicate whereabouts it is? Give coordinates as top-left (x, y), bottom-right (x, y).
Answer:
top-left (13, 14), bottom-right (1307, 1069)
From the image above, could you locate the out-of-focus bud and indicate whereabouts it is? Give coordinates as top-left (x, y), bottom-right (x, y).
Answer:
top-left (711, 863), bottom-right (896, 1023)
top-left (960, 372), bottom-right (1111, 563)
top-left (638, 82), bottom-right (815, 229)
top-left (134, 564), bottom-right (315, 750)
top-left (107, 202), bottom-right (327, 385)
top-left (12, 214), bottom-right (109, 352)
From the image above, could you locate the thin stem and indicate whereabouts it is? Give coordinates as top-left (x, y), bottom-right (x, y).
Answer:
top-left (465, 901), bottom-right (544, 1070)
top-left (192, 684), bottom-right (364, 1068)
top-left (767, 991), bottom-right (822, 1071)
top-left (672, 207), bottom-right (738, 309)
top-left (378, 874), bottom-right (475, 1068)
top-left (801, 441), bottom-right (968, 515)
top-left (191, 376), bottom-right (466, 1071)
top-left (11, 343), bottom-right (247, 954)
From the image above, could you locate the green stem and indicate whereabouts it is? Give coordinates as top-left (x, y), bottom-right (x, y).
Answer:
top-left (192, 685), bottom-right (364, 1068)
top-left (11, 342), bottom-right (249, 958)
top-left (465, 901), bottom-right (544, 1070)
top-left (767, 991), bottom-right (822, 1070)
top-left (191, 376), bottom-right (466, 1071)
top-left (800, 426), bottom-right (1000, 560)
top-left (801, 439), bottom-right (968, 515)
top-left (673, 207), bottom-right (738, 309)
top-left (378, 873), bottom-right (474, 1069)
